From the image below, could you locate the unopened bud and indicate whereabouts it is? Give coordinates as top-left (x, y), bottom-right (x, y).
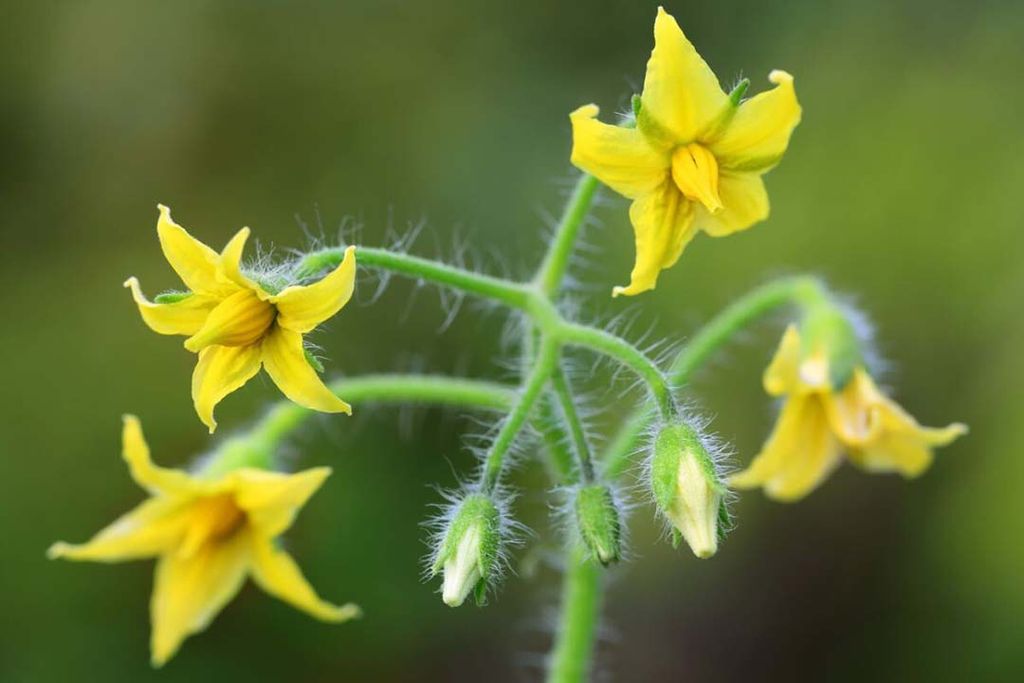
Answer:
top-left (651, 424), bottom-right (724, 559)
top-left (574, 484), bottom-right (622, 566)
top-left (431, 494), bottom-right (500, 607)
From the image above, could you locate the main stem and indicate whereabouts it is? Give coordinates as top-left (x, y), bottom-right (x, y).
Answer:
top-left (546, 547), bottom-right (603, 683)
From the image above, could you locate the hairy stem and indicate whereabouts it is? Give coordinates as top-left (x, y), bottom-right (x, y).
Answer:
top-left (550, 363), bottom-right (594, 483)
top-left (547, 547), bottom-right (603, 683)
top-left (558, 322), bottom-right (675, 420)
top-left (480, 339), bottom-right (559, 492)
top-left (296, 246), bottom-right (531, 310)
top-left (535, 174), bottom-right (600, 296)
top-left (601, 276), bottom-right (827, 478)
top-left (241, 374), bottom-right (517, 462)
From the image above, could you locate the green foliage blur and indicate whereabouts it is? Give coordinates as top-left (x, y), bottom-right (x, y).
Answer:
top-left (2, 1), bottom-right (1020, 680)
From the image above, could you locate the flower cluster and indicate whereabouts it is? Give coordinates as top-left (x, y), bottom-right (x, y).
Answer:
top-left (47, 6), bottom-right (967, 672)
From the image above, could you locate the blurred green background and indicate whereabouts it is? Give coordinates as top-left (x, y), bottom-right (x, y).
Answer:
top-left (2, 0), bottom-right (1021, 680)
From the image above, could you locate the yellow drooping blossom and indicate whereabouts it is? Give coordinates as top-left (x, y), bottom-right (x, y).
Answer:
top-left (48, 416), bottom-right (359, 667)
top-left (125, 204), bottom-right (356, 432)
top-left (570, 7), bottom-right (801, 296)
top-left (729, 325), bottom-right (967, 501)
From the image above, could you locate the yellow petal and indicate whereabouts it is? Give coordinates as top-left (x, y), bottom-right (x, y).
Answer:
top-left (763, 325), bottom-right (803, 396)
top-left (217, 227), bottom-right (267, 296)
top-left (261, 325), bottom-right (351, 415)
top-left (569, 105), bottom-right (669, 199)
top-left (183, 289), bottom-right (275, 352)
top-left (638, 8), bottom-right (727, 145)
top-left (233, 467), bottom-right (332, 538)
top-left (848, 421), bottom-right (967, 477)
top-left (250, 534), bottom-right (360, 622)
top-left (729, 395), bottom-right (842, 501)
top-left (191, 345), bottom-right (264, 433)
top-left (123, 278), bottom-right (218, 336)
top-left (149, 530), bottom-right (251, 667)
top-left (122, 415), bottom-right (201, 495)
top-left (828, 370), bottom-right (968, 477)
top-left (612, 182), bottom-right (696, 297)
top-left (693, 171), bottom-right (769, 237)
top-left (272, 246), bottom-right (357, 334)
top-left (710, 70), bottom-right (801, 173)
top-left (48, 497), bottom-right (188, 563)
top-left (156, 205), bottom-right (231, 297)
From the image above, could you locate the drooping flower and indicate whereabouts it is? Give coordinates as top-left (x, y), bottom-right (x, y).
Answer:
top-left (125, 204), bottom-right (356, 432)
top-left (729, 325), bottom-right (967, 501)
top-left (570, 7), bottom-right (801, 296)
top-left (48, 416), bottom-right (359, 666)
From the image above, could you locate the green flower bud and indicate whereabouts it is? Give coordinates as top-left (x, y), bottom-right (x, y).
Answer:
top-left (431, 494), bottom-right (500, 607)
top-left (574, 484), bottom-right (622, 566)
top-left (650, 423), bottom-right (724, 559)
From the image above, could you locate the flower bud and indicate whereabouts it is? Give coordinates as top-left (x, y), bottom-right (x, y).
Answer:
top-left (650, 423), bottom-right (724, 559)
top-left (431, 493), bottom-right (500, 607)
top-left (574, 484), bottom-right (622, 566)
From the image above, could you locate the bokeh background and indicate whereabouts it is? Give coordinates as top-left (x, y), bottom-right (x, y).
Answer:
top-left (2, 0), bottom-right (1021, 680)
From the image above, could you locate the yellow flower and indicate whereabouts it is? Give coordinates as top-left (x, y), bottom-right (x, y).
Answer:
top-left (125, 204), bottom-right (356, 432)
top-left (570, 7), bottom-right (801, 296)
top-left (729, 326), bottom-right (967, 501)
top-left (48, 416), bottom-right (359, 667)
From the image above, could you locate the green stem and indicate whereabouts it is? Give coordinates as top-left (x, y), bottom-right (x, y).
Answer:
top-left (207, 375), bottom-right (517, 475)
top-left (535, 395), bottom-right (580, 484)
top-left (480, 339), bottom-right (559, 492)
top-left (296, 246), bottom-right (531, 310)
top-left (550, 363), bottom-right (594, 483)
top-left (558, 322), bottom-right (675, 420)
top-left (535, 174), bottom-right (600, 296)
top-left (602, 275), bottom-right (826, 478)
top-left (546, 547), bottom-right (603, 683)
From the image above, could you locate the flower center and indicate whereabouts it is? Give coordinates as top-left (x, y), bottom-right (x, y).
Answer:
top-left (670, 143), bottom-right (723, 213)
top-left (178, 493), bottom-right (247, 557)
top-left (185, 289), bottom-right (276, 352)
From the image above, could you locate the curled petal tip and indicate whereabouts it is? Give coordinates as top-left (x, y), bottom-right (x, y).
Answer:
top-left (769, 69), bottom-right (794, 85)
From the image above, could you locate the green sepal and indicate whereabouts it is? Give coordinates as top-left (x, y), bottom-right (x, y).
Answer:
top-left (670, 528), bottom-right (682, 549)
top-left (651, 423), bottom-right (714, 513)
top-left (727, 78), bottom-right (750, 106)
top-left (304, 349), bottom-right (325, 374)
top-left (574, 484), bottom-right (622, 566)
top-left (631, 94), bottom-right (642, 119)
top-left (431, 493), bottom-right (500, 578)
top-left (472, 578), bottom-right (489, 607)
top-left (154, 291), bottom-right (193, 304)
top-left (800, 302), bottom-right (863, 389)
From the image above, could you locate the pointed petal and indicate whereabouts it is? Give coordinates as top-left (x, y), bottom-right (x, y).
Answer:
top-left (272, 246), bottom-right (357, 334)
top-left (261, 325), bottom-right (351, 415)
top-left (729, 395), bottom-right (842, 501)
top-left (121, 415), bottom-right (201, 495)
top-left (250, 535), bottom-right (360, 622)
top-left (156, 205), bottom-right (228, 297)
top-left (183, 289), bottom-right (275, 352)
top-left (829, 371), bottom-right (968, 476)
top-left (693, 171), bottom-right (769, 237)
top-left (638, 8), bottom-right (728, 145)
top-left (612, 182), bottom-right (696, 297)
top-left (710, 70), bottom-right (801, 173)
top-left (763, 325), bottom-right (803, 396)
top-left (191, 345), bottom-right (264, 433)
top-left (233, 467), bottom-right (332, 538)
top-left (123, 278), bottom-right (218, 336)
top-left (149, 531), bottom-right (251, 667)
top-left (569, 105), bottom-right (669, 199)
top-left (217, 227), bottom-right (267, 296)
top-left (48, 497), bottom-right (188, 563)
